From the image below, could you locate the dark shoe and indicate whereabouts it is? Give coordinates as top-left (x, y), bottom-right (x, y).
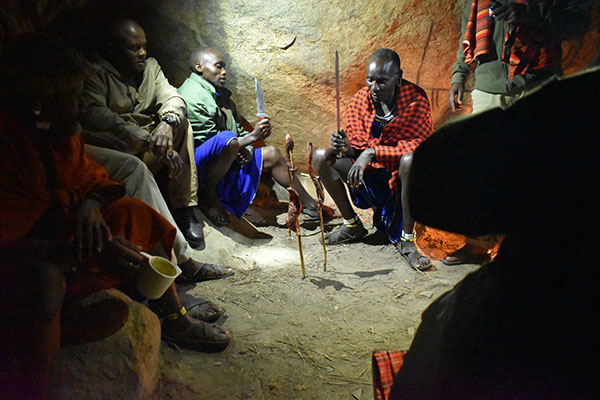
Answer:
top-left (395, 239), bottom-right (434, 271)
top-left (176, 262), bottom-right (235, 283)
top-left (324, 221), bottom-right (368, 245)
top-left (441, 244), bottom-right (491, 266)
top-left (173, 207), bottom-right (205, 249)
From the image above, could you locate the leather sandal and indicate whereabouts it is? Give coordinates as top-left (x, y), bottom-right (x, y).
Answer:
top-left (324, 221), bottom-right (368, 245)
top-left (149, 296), bottom-right (225, 323)
top-left (441, 245), bottom-right (491, 266)
top-left (302, 205), bottom-right (336, 223)
top-left (175, 263), bottom-right (235, 283)
top-left (396, 240), bottom-right (433, 271)
top-left (161, 320), bottom-right (231, 353)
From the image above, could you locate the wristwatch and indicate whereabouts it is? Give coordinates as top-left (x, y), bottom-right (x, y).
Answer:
top-left (161, 112), bottom-right (180, 129)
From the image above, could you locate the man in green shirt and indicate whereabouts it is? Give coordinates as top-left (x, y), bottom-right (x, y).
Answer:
top-left (178, 48), bottom-right (321, 225)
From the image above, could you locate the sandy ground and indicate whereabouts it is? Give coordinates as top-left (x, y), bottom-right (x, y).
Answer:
top-left (149, 188), bottom-right (479, 400)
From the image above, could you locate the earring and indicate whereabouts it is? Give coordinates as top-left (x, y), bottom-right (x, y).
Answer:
top-left (33, 104), bottom-right (41, 117)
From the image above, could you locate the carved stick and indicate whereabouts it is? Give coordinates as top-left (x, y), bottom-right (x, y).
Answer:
top-left (285, 134), bottom-right (306, 277)
top-left (307, 142), bottom-right (327, 271)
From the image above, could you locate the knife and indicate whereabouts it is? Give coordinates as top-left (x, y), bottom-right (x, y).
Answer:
top-left (254, 77), bottom-right (269, 120)
top-left (335, 50), bottom-right (341, 133)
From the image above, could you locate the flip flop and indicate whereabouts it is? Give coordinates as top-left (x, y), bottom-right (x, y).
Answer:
top-left (441, 245), bottom-right (491, 266)
top-left (175, 263), bottom-right (235, 283)
top-left (302, 205), bottom-right (336, 223)
top-left (182, 296), bottom-right (226, 323)
top-left (161, 320), bottom-right (231, 353)
top-left (396, 240), bottom-right (433, 271)
top-left (150, 295), bottom-right (226, 323)
top-left (323, 222), bottom-right (368, 245)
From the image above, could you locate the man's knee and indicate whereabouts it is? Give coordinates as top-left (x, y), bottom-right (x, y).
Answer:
top-left (224, 137), bottom-right (240, 156)
top-left (313, 147), bottom-right (335, 173)
top-left (399, 153), bottom-right (413, 177)
top-left (262, 145), bottom-right (284, 167)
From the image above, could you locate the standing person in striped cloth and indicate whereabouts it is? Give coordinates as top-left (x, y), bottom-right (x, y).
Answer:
top-left (446, 0), bottom-right (591, 265)
top-left (313, 49), bottom-right (434, 271)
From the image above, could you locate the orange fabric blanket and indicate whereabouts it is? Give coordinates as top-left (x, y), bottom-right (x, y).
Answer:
top-left (0, 110), bottom-right (176, 297)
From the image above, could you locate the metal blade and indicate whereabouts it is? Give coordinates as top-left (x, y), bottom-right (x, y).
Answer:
top-left (254, 77), bottom-right (268, 118)
top-left (335, 50), bottom-right (341, 133)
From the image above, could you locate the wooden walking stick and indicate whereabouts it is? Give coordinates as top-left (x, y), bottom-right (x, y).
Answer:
top-left (307, 142), bottom-right (327, 271)
top-left (285, 134), bottom-right (306, 278)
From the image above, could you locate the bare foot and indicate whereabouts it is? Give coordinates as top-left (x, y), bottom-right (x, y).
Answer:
top-left (198, 189), bottom-right (230, 226)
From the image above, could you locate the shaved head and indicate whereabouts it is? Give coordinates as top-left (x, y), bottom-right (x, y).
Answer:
top-left (189, 48), bottom-right (223, 71)
top-left (110, 19), bottom-right (144, 45)
top-left (367, 48), bottom-right (401, 72)
top-left (190, 48), bottom-right (227, 88)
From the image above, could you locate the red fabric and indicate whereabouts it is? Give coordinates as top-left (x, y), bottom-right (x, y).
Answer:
top-left (345, 81), bottom-right (432, 194)
top-left (0, 110), bottom-right (176, 298)
top-left (372, 350), bottom-right (406, 400)
top-left (462, 0), bottom-right (561, 79)
top-left (0, 111), bottom-right (121, 247)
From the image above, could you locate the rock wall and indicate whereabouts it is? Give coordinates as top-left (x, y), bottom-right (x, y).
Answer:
top-left (1, 0), bottom-right (599, 171)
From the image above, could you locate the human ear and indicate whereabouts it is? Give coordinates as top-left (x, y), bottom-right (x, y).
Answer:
top-left (397, 69), bottom-right (403, 86)
top-left (195, 62), bottom-right (203, 75)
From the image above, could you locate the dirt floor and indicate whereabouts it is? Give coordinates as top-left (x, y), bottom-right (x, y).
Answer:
top-left (151, 180), bottom-right (480, 399)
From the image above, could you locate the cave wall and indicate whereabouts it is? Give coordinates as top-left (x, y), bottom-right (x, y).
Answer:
top-left (2, 0), bottom-right (598, 170)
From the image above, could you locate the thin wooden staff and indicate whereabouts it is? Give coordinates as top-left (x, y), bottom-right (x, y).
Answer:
top-left (285, 134), bottom-right (306, 278)
top-left (307, 142), bottom-right (327, 271)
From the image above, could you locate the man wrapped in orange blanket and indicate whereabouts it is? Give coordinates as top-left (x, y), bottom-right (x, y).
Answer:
top-left (0, 33), bottom-right (229, 399)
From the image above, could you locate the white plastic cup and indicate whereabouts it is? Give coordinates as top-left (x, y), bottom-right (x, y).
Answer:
top-left (136, 253), bottom-right (182, 299)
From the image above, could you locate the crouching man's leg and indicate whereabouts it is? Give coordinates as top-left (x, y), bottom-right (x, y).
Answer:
top-left (397, 153), bottom-right (433, 271)
top-left (313, 147), bottom-right (367, 244)
top-left (261, 145), bottom-right (321, 214)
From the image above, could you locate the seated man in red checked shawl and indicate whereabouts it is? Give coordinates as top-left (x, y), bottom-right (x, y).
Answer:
top-left (313, 48), bottom-right (433, 270)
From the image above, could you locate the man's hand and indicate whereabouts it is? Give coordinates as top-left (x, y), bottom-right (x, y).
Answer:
top-left (449, 82), bottom-right (464, 112)
top-left (97, 235), bottom-right (144, 278)
top-left (492, 3), bottom-right (528, 25)
top-left (347, 148), bottom-right (375, 188)
top-left (149, 121), bottom-right (174, 158)
top-left (160, 150), bottom-right (183, 179)
top-left (331, 129), bottom-right (352, 156)
top-left (251, 118), bottom-right (272, 142)
top-left (237, 147), bottom-right (253, 164)
top-left (75, 198), bottom-right (112, 261)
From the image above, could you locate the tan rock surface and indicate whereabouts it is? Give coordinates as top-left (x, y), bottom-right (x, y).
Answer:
top-left (50, 289), bottom-right (161, 400)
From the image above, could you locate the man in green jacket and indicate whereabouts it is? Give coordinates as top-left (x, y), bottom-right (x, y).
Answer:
top-left (178, 48), bottom-right (321, 226)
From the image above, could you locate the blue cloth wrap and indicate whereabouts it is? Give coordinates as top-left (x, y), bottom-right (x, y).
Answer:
top-left (195, 131), bottom-right (263, 218)
top-left (349, 168), bottom-right (403, 243)
top-left (348, 119), bottom-right (403, 243)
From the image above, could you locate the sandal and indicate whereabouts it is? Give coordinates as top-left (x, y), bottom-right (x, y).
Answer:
top-left (302, 205), bottom-right (336, 223)
top-left (396, 240), bottom-right (433, 271)
top-left (175, 263), bottom-right (235, 283)
top-left (199, 204), bottom-right (230, 227)
top-left (324, 221), bottom-right (368, 245)
top-left (441, 245), bottom-right (491, 266)
top-left (149, 295), bottom-right (225, 323)
top-left (161, 319), bottom-right (231, 353)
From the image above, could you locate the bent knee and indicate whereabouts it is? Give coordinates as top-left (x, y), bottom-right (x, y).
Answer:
top-left (313, 147), bottom-right (334, 172)
top-left (399, 152), bottom-right (413, 175)
top-left (262, 145), bottom-right (282, 162)
top-left (225, 137), bottom-right (240, 154)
